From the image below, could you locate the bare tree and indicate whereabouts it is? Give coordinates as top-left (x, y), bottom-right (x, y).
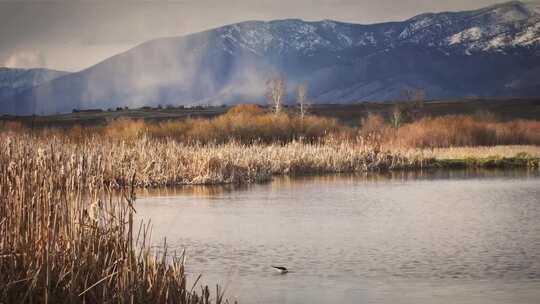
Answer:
top-left (398, 87), bottom-right (426, 122)
top-left (391, 104), bottom-right (403, 129)
top-left (297, 83), bottom-right (309, 120)
top-left (266, 76), bottom-right (286, 114)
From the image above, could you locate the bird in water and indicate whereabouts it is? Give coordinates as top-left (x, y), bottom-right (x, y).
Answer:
top-left (271, 266), bottom-right (289, 274)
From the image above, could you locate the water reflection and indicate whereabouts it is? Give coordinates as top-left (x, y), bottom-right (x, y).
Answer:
top-left (138, 169), bottom-right (540, 198)
top-left (135, 169), bottom-right (540, 304)
top-left (138, 183), bottom-right (247, 198)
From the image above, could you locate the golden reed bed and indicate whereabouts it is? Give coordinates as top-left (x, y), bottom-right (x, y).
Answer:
top-left (1, 135), bottom-right (432, 188)
top-left (1, 134), bottom-right (538, 188)
top-left (0, 134), bottom-right (231, 303)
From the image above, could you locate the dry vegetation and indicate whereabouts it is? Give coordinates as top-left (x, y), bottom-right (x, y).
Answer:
top-left (4, 104), bottom-right (538, 147)
top-left (392, 115), bottom-right (540, 147)
top-left (1, 104), bottom-right (538, 301)
top-left (0, 134), bottom-right (435, 188)
top-left (0, 135), bottom-right (230, 303)
top-left (427, 145), bottom-right (540, 159)
top-left (359, 113), bottom-right (540, 148)
top-left (0, 133), bottom-right (537, 191)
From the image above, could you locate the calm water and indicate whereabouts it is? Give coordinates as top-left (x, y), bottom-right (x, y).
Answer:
top-left (136, 170), bottom-right (540, 304)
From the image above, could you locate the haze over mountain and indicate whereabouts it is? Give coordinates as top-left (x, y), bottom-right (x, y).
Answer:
top-left (2, 1), bottom-right (540, 115)
top-left (0, 68), bottom-right (68, 100)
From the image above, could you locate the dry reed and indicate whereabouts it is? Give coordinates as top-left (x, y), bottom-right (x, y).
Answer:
top-left (0, 134), bottom-right (231, 303)
top-left (2, 133), bottom-right (536, 191)
top-left (1, 135), bottom-right (438, 188)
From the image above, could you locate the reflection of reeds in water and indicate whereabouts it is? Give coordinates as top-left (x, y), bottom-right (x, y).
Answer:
top-left (268, 168), bottom-right (539, 189)
top-left (139, 184), bottom-right (248, 198)
top-left (0, 135), bottom-right (229, 303)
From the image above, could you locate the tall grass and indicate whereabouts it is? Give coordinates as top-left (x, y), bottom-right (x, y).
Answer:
top-left (0, 134), bottom-right (230, 303)
top-left (391, 115), bottom-right (540, 148)
top-left (14, 135), bottom-right (441, 187)
top-left (3, 133), bottom-right (537, 191)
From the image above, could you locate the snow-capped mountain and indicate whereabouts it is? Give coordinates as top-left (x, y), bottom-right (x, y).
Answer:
top-left (217, 1), bottom-right (540, 55)
top-left (0, 67), bottom-right (68, 100)
top-left (2, 1), bottom-right (540, 115)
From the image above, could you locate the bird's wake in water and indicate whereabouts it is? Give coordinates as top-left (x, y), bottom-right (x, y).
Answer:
top-left (271, 266), bottom-right (289, 274)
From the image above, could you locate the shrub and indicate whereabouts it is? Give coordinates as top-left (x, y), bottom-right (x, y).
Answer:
top-left (101, 118), bottom-right (147, 141)
top-left (390, 115), bottom-right (540, 148)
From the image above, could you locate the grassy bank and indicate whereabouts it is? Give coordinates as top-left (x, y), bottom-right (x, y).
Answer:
top-left (421, 146), bottom-right (540, 169)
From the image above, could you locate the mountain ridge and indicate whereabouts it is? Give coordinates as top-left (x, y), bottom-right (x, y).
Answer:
top-left (2, 1), bottom-right (540, 115)
top-left (0, 67), bottom-right (69, 100)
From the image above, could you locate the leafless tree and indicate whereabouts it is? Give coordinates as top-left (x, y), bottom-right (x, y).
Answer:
top-left (391, 104), bottom-right (403, 128)
top-left (297, 83), bottom-right (309, 120)
top-left (266, 76), bottom-right (286, 114)
top-left (397, 87), bottom-right (426, 122)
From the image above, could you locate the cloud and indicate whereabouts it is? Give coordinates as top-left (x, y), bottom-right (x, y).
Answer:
top-left (3, 50), bottom-right (46, 69)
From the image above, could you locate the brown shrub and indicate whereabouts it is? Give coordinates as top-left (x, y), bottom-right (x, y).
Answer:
top-left (101, 118), bottom-right (147, 141)
top-left (490, 120), bottom-right (540, 145)
top-left (390, 115), bottom-right (540, 148)
top-left (146, 119), bottom-right (190, 140)
top-left (360, 113), bottom-right (386, 134)
top-left (226, 103), bottom-right (265, 116)
top-left (2, 105), bottom-right (538, 148)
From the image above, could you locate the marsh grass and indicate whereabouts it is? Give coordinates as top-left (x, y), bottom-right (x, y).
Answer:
top-left (0, 135), bottom-right (231, 303)
top-left (2, 134), bottom-right (537, 190)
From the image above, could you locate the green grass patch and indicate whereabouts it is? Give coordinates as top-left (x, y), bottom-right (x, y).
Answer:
top-left (436, 155), bottom-right (540, 169)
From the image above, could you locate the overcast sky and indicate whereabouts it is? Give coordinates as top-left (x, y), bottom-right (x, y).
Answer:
top-left (0, 0), bottom-right (515, 71)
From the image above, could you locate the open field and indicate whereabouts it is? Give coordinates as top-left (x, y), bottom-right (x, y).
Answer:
top-left (0, 106), bottom-right (228, 128)
top-left (1, 98), bottom-right (539, 128)
top-left (310, 98), bottom-right (540, 125)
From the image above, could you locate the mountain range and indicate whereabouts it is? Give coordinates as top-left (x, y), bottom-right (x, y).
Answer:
top-left (2, 1), bottom-right (540, 115)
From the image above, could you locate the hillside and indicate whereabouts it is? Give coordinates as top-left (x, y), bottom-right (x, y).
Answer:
top-left (0, 67), bottom-right (68, 100)
top-left (2, 1), bottom-right (540, 115)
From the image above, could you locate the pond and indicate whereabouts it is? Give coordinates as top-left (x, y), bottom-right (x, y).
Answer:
top-left (135, 170), bottom-right (540, 304)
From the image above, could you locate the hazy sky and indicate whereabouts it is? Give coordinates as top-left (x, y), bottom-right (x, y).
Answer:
top-left (0, 0), bottom-right (515, 71)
